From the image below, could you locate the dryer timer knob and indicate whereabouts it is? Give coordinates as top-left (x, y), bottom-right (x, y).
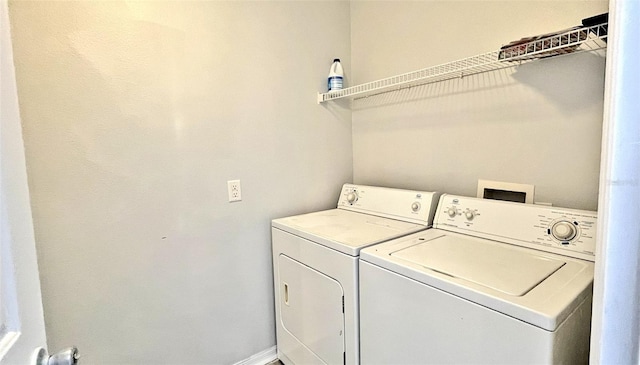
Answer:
top-left (346, 192), bottom-right (358, 204)
top-left (411, 202), bottom-right (421, 212)
top-left (447, 207), bottom-right (457, 218)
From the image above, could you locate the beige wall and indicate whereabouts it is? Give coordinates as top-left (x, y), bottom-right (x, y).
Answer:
top-left (351, 1), bottom-right (608, 211)
top-left (8, 0), bottom-right (611, 363)
top-left (8, 1), bottom-right (351, 363)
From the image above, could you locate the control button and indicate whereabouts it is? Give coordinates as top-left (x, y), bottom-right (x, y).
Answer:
top-left (346, 192), bottom-right (358, 204)
top-left (464, 210), bottom-right (475, 221)
top-left (411, 202), bottom-right (421, 212)
top-left (551, 221), bottom-right (577, 241)
top-left (447, 207), bottom-right (457, 218)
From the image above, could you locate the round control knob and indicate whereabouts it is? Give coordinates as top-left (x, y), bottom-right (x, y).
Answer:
top-left (464, 210), bottom-right (475, 221)
top-left (551, 221), bottom-right (577, 241)
top-left (346, 192), bottom-right (358, 204)
top-left (411, 202), bottom-right (421, 212)
top-left (447, 207), bottom-right (457, 217)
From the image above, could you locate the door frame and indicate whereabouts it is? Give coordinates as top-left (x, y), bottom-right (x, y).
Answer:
top-left (590, 0), bottom-right (640, 363)
top-left (0, 0), bottom-right (48, 363)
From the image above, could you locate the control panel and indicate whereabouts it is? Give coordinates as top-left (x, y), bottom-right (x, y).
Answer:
top-left (337, 184), bottom-right (440, 226)
top-left (434, 195), bottom-right (597, 261)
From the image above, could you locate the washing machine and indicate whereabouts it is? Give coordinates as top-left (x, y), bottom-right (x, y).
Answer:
top-left (359, 194), bottom-right (597, 364)
top-left (271, 184), bottom-right (440, 365)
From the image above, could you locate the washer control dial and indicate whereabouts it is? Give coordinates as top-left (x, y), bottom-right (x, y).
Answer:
top-left (447, 207), bottom-right (457, 218)
top-left (411, 202), bottom-right (421, 212)
top-left (464, 210), bottom-right (475, 221)
top-left (551, 221), bottom-right (577, 241)
top-left (346, 191), bottom-right (358, 204)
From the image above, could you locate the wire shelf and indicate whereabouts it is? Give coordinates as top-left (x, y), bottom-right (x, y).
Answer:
top-left (317, 23), bottom-right (608, 104)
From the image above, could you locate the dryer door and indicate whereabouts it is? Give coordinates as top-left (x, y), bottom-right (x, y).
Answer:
top-left (278, 254), bottom-right (345, 364)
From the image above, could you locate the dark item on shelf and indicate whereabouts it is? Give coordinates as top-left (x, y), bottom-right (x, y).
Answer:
top-left (582, 13), bottom-right (608, 42)
top-left (498, 26), bottom-right (588, 62)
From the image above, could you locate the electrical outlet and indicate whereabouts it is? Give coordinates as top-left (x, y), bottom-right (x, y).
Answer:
top-left (228, 180), bottom-right (242, 202)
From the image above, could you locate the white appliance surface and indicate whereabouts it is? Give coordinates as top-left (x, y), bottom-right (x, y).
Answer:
top-left (359, 260), bottom-right (594, 365)
top-left (272, 184), bottom-right (440, 365)
top-left (390, 233), bottom-right (566, 296)
top-left (273, 184), bottom-right (439, 256)
top-left (272, 209), bottom-right (427, 256)
top-left (434, 194), bottom-right (597, 261)
top-left (278, 254), bottom-right (344, 365)
top-left (359, 194), bottom-right (598, 364)
top-left (363, 229), bottom-right (593, 331)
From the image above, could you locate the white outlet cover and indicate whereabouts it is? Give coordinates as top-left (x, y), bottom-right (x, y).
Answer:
top-left (228, 180), bottom-right (242, 202)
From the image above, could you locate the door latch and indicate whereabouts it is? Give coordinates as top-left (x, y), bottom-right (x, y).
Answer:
top-left (33, 347), bottom-right (80, 365)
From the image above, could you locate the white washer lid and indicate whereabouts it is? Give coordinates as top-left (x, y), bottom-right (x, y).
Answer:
top-left (360, 229), bottom-right (595, 331)
top-left (391, 235), bottom-right (565, 296)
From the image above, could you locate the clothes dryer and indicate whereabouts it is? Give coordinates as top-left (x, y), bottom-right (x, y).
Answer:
top-left (360, 194), bottom-right (597, 364)
top-left (272, 184), bottom-right (440, 365)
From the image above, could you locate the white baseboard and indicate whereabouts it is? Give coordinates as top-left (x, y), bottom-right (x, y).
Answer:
top-left (232, 346), bottom-right (277, 365)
